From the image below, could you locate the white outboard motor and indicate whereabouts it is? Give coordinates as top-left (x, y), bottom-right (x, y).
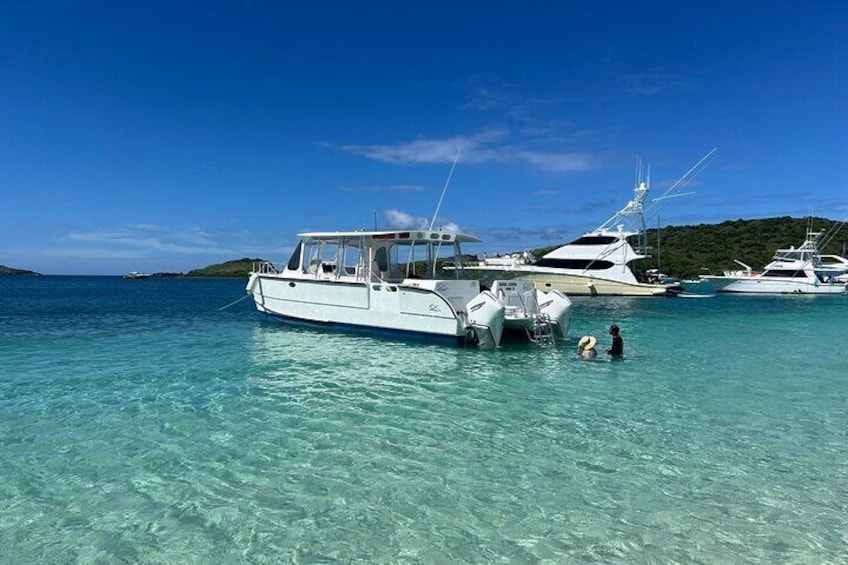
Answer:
top-left (537, 289), bottom-right (572, 338)
top-left (465, 290), bottom-right (505, 347)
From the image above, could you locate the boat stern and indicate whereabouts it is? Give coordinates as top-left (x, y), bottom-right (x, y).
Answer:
top-left (465, 290), bottom-right (505, 347)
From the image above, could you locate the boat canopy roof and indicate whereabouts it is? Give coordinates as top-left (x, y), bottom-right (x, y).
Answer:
top-left (297, 229), bottom-right (482, 244)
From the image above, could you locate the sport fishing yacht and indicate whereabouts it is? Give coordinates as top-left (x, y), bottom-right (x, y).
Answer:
top-left (720, 228), bottom-right (847, 294)
top-left (247, 229), bottom-right (571, 346)
top-left (458, 150), bottom-right (716, 296)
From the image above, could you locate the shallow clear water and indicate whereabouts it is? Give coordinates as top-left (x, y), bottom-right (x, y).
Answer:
top-left (1, 276), bottom-right (846, 563)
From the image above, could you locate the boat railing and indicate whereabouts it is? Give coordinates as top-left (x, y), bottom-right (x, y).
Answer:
top-left (253, 261), bottom-right (279, 275)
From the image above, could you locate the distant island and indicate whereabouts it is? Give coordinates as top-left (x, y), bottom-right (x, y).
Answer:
top-left (0, 264), bottom-right (39, 276)
top-left (186, 258), bottom-right (266, 278)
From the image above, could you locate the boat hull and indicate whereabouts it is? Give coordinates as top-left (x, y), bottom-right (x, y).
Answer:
top-left (249, 274), bottom-right (500, 345)
top-left (720, 279), bottom-right (847, 294)
top-left (480, 268), bottom-right (675, 296)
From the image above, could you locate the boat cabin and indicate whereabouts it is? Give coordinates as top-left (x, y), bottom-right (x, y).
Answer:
top-left (283, 230), bottom-right (480, 282)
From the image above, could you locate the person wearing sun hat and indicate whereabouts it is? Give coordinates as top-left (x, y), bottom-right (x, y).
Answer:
top-left (577, 335), bottom-right (597, 358)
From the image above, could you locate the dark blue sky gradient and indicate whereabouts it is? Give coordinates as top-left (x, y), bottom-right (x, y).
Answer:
top-left (1, 1), bottom-right (845, 274)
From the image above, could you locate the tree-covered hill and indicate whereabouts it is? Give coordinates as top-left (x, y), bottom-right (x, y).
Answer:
top-left (533, 216), bottom-right (846, 279)
top-left (186, 258), bottom-right (265, 277)
top-left (643, 216), bottom-right (846, 278)
top-left (0, 264), bottom-right (39, 276)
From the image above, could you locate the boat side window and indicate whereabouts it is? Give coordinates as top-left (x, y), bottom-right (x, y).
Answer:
top-left (341, 244), bottom-right (362, 276)
top-left (287, 243), bottom-right (303, 271)
top-left (374, 247), bottom-right (390, 272)
top-left (568, 236), bottom-right (618, 245)
top-left (535, 258), bottom-right (615, 270)
top-left (762, 269), bottom-right (808, 278)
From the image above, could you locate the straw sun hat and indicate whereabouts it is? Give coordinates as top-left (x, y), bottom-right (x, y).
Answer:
top-left (579, 335), bottom-right (597, 349)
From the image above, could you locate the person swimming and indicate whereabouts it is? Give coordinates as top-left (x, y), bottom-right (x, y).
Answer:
top-left (606, 324), bottom-right (624, 357)
top-left (577, 335), bottom-right (598, 358)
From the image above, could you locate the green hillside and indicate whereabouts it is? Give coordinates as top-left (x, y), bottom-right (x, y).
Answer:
top-left (533, 216), bottom-right (847, 279)
top-left (186, 258), bottom-right (264, 277)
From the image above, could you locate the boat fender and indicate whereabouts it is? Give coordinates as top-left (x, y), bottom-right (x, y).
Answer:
top-left (246, 274), bottom-right (260, 294)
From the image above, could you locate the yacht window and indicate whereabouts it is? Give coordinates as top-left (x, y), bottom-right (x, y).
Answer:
top-left (762, 269), bottom-right (807, 278)
top-left (535, 258), bottom-right (615, 270)
top-left (568, 236), bottom-right (619, 245)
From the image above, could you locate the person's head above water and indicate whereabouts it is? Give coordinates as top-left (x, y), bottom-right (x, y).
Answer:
top-left (578, 335), bottom-right (597, 349)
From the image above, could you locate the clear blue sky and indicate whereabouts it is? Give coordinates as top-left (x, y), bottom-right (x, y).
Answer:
top-left (2, 1), bottom-right (846, 275)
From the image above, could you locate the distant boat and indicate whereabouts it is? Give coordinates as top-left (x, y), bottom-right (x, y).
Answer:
top-left (246, 229), bottom-right (572, 347)
top-left (819, 254), bottom-right (848, 283)
top-left (122, 271), bottom-right (151, 279)
top-left (718, 227), bottom-right (847, 295)
top-left (699, 260), bottom-right (760, 291)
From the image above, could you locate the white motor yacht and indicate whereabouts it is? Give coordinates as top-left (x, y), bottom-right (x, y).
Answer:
top-left (458, 150), bottom-right (716, 296)
top-left (247, 229), bottom-right (571, 346)
top-left (720, 228), bottom-right (847, 294)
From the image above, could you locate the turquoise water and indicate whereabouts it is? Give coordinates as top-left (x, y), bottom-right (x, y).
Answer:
top-left (1, 276), bottom-right (846, 564)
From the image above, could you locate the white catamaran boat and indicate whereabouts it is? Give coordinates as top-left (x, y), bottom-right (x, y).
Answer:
top-left (719, 227), bottom-right (848, 294)
top-left (457, 150), bottom-right (717, 296)
top-left (247, 229), bottom-right (572, 346)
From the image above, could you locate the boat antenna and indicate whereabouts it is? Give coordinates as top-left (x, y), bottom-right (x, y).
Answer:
top-left (429, 149), bottom-right (461, 230)
top-left (818, 217), bottom-right (847, 250)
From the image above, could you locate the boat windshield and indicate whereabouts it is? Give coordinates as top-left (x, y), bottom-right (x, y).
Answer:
top-left (290, 233), bottom-right (463, 280)
top-left (568, 235), bottom-right (620, 246)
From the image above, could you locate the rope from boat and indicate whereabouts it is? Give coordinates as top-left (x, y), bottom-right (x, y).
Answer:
top-left (218, 293), bottom-right (253, 311)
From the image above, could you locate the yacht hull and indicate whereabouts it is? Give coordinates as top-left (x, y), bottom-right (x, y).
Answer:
top-left (720, 279), bottom-right (846, 294)
top-left (468, 266), bottom-right (678, 296)
top-left (527, 272), bottom-right (679, 296)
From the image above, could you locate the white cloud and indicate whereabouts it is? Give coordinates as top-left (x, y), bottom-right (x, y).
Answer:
top-left (515, 150), bottom-right (595, 172)
top-left (343, 129), bottom-right (506, 166)
top-left (340, 184), bottom-right (426, 193)
top-left (383, 209), bottom-right (462, 233)
top-left (383, 209), bottom-right (429, 230)
top-left (68, 229), bottom-right (233, 255)
top-left (341, 129), bottom-right (595, 173)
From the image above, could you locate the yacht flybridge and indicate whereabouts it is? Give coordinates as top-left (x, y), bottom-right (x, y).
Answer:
top-left (458, 150), bottom-right (717, 296)
top-left (247, 229), bottom-right (572, 346)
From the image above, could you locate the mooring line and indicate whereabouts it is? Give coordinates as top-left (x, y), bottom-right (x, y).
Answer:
top-left (218, 293), bottom-right (252, 311)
